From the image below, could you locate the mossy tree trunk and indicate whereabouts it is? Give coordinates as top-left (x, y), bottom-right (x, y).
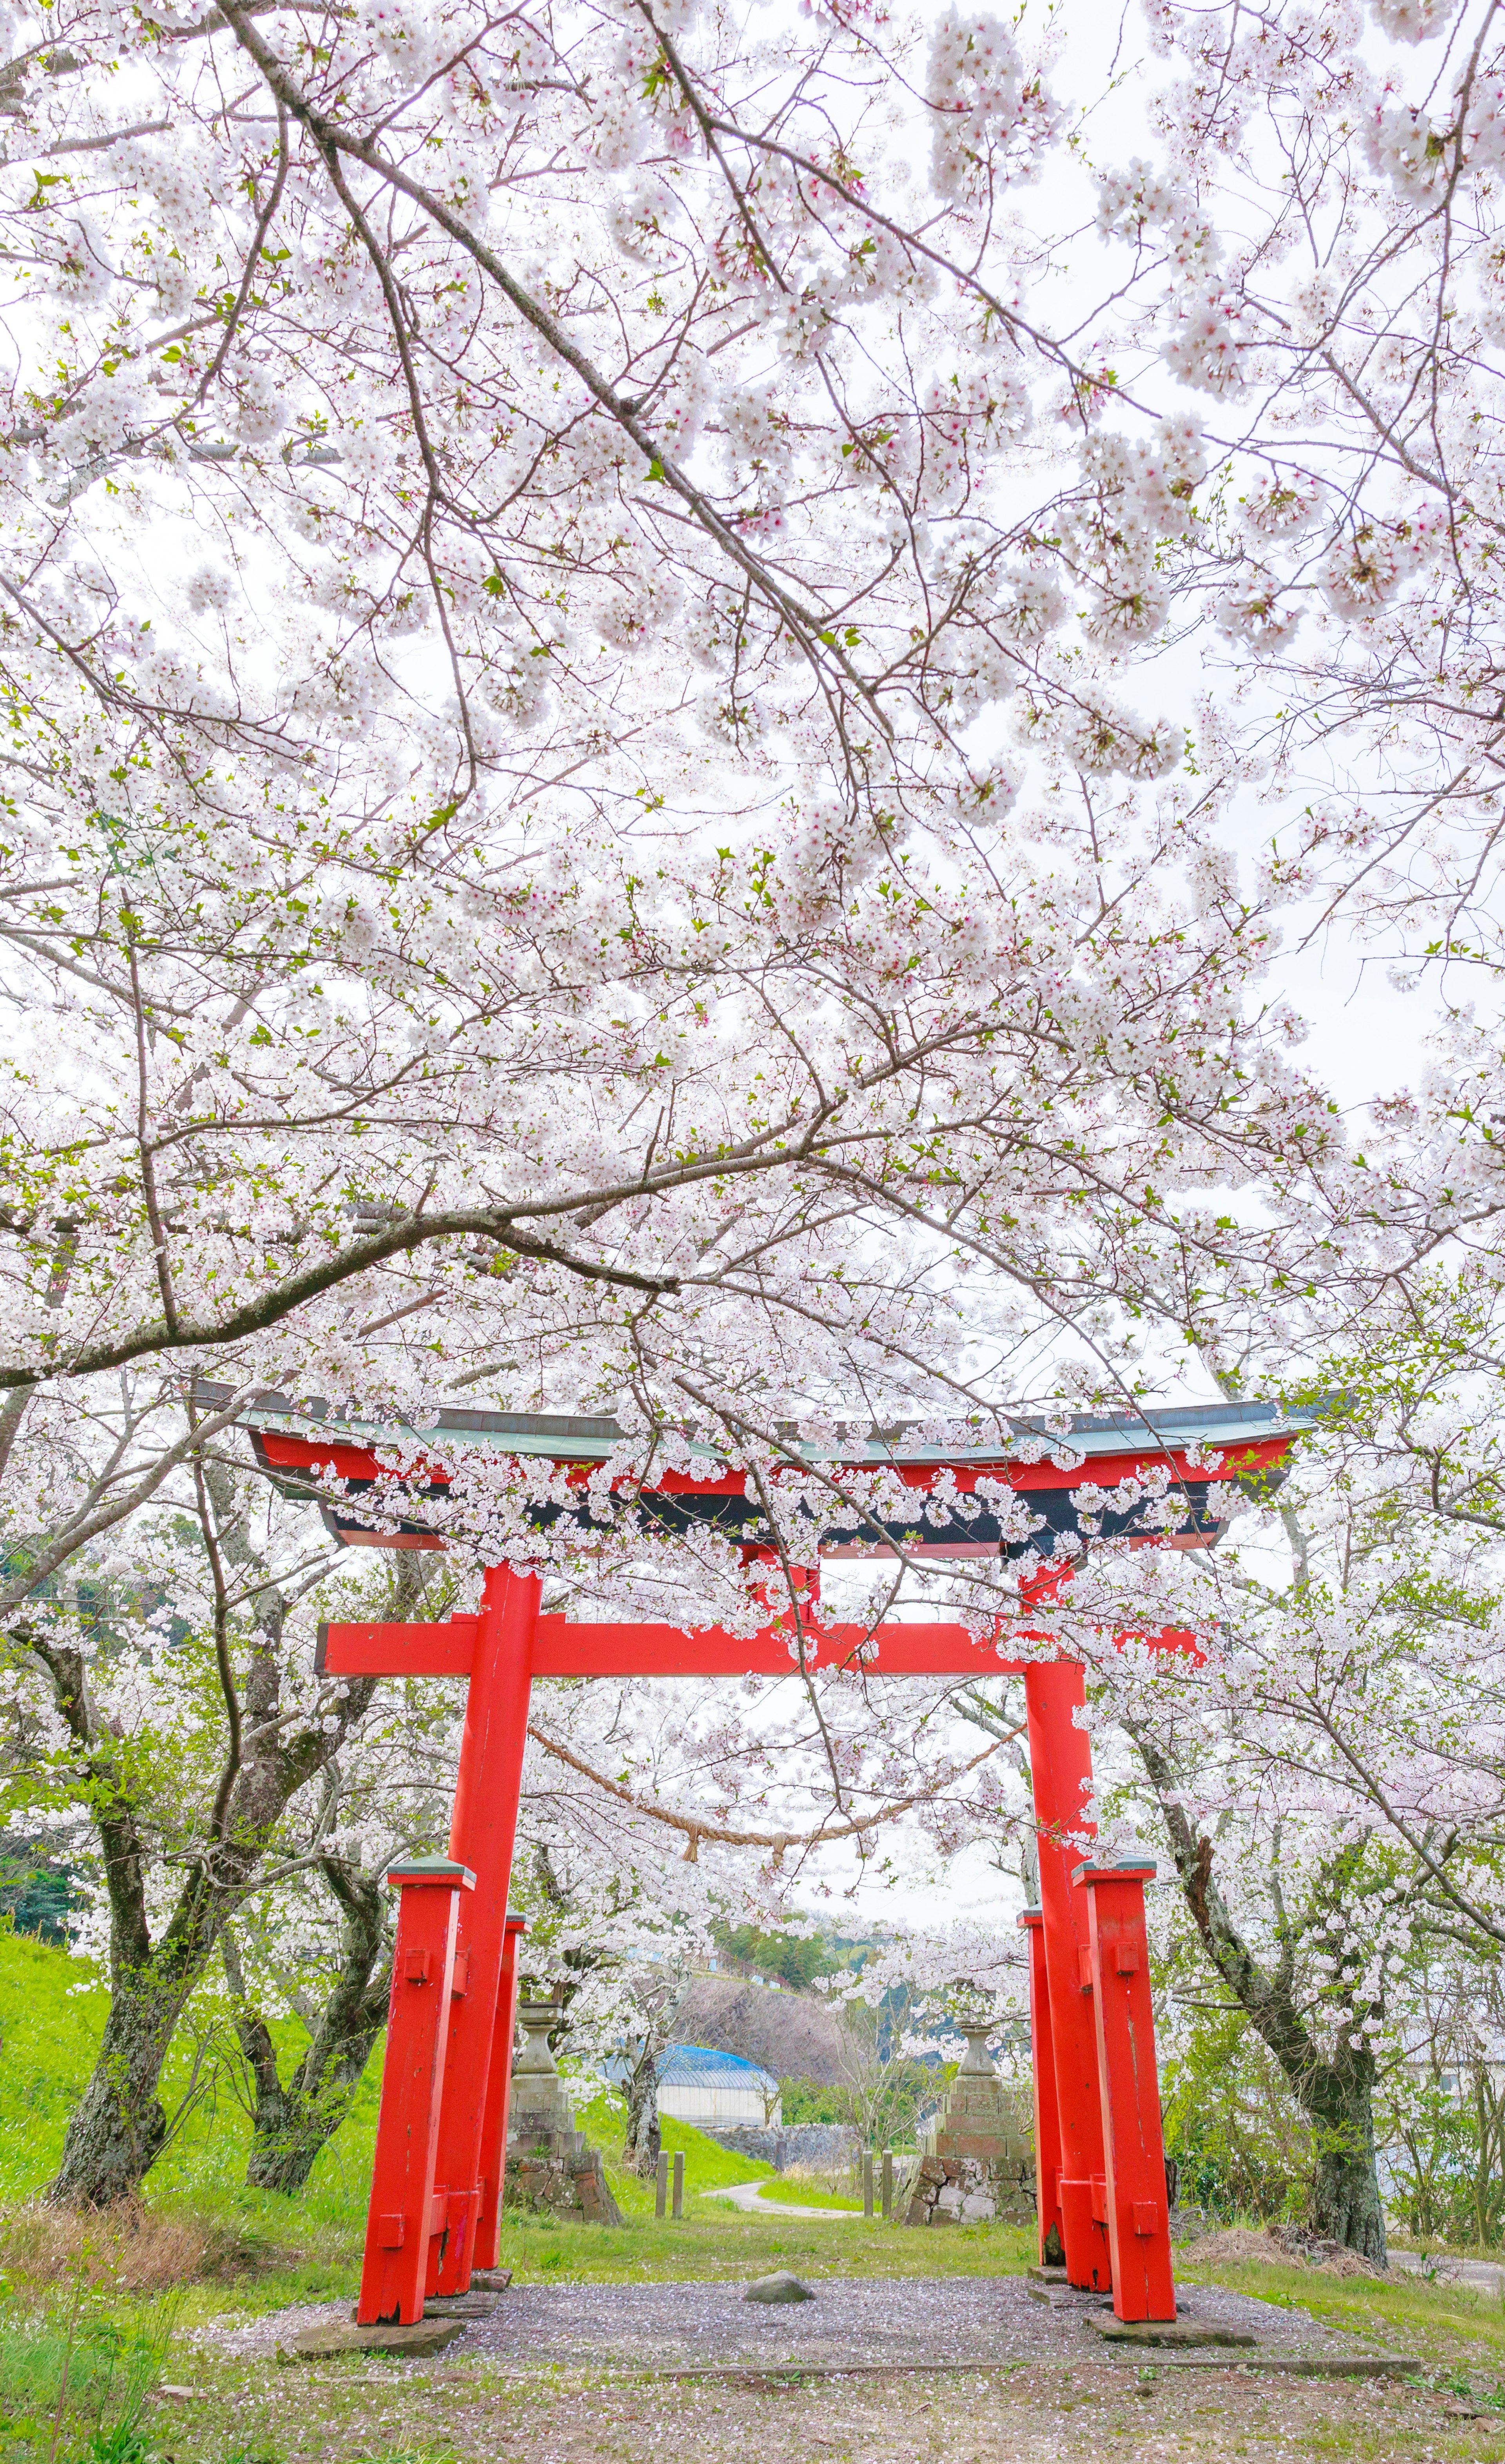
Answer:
top-left (21, 1472), bottom-right (427, 2206)
top-left (223, 1857), bottom-right (393, 2195)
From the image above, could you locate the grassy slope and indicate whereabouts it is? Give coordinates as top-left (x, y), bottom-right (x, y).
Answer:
top-left (11, 1924), bottom-right (1505, 2464)
top-left (0, 1927), bottom-right (1024, 2300)
top-left (1177, 2251), bottom-right (1505, 2372)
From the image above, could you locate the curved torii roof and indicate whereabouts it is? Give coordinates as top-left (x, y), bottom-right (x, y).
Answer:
top-left (213, 1385), bottom-right (1316, 1559)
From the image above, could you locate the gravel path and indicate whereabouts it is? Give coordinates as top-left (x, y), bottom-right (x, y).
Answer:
top-left (196, 2273), bottom-right (1405, 2375)
top-left (446, 2274), bottom-right (1395, 2373)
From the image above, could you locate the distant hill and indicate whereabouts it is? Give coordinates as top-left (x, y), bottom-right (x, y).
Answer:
top-left (675, 1975), bottom-right (854, 2085)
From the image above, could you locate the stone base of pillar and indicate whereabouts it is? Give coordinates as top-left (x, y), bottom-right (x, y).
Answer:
top-left (503, 2133), bottom-right (622, 2224)
top-left (892, 2149), bottom-right (1035, 2226)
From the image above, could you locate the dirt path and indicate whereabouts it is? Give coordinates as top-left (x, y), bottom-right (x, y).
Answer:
top-left (190, 2353), bottom-right (1503, 2464)
top-left (701, 2182), bottom-right (859, 2221)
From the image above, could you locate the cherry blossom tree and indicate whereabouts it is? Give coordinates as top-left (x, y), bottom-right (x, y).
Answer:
top-left (5, 0), bottom-right (1505, 2242)
top-left (0, 0), bottom-right (1332, 1475)
top-left (1040, 1262), bottom-right (1505, 2261)
top-left (1091, 0), bottom-right (1505, 986)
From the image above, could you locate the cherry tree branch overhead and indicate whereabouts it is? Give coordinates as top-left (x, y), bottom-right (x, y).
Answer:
top-left (24, 0), bottom-right (1458, 1481)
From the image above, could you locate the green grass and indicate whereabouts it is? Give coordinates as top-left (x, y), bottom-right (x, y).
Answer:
top-left (0, 1921), bottom-right (383, 2266)
top-left (0, 1927), bottom-right (117, 2195)
top-left (0, 2277), bottom-right (181, 2464)
top-left (17, 1920), bottom-right (1505, 2458)
top-left (482, 2206), bottom-right (1037, 2286)
top-left (574, 2092), bottom-right (774, 2207)
top-left (0, 1926), bottom-right (1033, 2306)
top-left (1177, 2250), bottom-right (1505, 2368)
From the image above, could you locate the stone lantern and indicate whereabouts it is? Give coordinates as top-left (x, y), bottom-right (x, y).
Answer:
top-left (504, 1994), bottom-right (622, 2226)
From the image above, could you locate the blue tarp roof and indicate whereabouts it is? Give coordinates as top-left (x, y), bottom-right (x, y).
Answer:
top-left (598, 2042), bottom-right (778, 2089)
top-left (659, 2043), bottom-right (775, 2084)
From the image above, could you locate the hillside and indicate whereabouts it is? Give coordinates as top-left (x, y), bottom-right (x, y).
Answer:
top-left (0, 1923), bottom-right (770, 2237)
top-left (675, 1975), bottom-right (854, 2085)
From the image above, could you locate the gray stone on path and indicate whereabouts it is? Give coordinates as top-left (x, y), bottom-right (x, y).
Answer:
top-left (279, 2318), bottom-right (469, 2364)
top-left (745, 2272), bottom-right (816, 2304)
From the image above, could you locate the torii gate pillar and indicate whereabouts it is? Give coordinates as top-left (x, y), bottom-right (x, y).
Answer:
top-left (1024, 1660), bottom-right (1113, 2290)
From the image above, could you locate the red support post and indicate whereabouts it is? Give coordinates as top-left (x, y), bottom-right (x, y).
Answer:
top-left (1017, 1906), bottom-right (1066, 2266)
top-left (356, 1858), bottom-right (473, 2325)
top-left (472, 1908), bottom-right (527, 2271)
top-left (739, 1547), bottom-right (821, 1611)
top-left (1077, 1860), bottom-right (1176, 2322)
top-left (426, 1566), bottom-right (539, 2297)
top-left (1023, 1660), bottom-right (1112, 2293)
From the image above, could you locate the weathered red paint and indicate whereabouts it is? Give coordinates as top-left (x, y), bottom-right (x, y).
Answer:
top-left (1023, 1661), bottom-right (1114, 2293)
top-left (424, 1568), bottom-right (537, 2298)
top-left (348, 1592), bottom-right (1179, 2323)
top-left (1078, 1860), bottom-right (1177, 2323)
top-left (357, 1860), bottom-right (472, 2325)
top-left (472, 1910), bottom-right (527, 2271)
top-left (317, 1612), bottom-right (1197, 1682)
top-left (1018, 1907), bottom-right (1066, 2266)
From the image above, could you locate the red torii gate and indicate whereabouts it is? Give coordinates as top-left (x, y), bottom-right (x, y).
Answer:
top-left (240, 1395), bottom-right (1305, 2327)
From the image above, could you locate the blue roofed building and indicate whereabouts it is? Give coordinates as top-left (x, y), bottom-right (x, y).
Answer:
top-left (658, 2043), bottom-right (781, 2125)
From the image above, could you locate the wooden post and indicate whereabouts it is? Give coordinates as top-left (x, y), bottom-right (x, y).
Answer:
top-left (1017, 1907), bottom-right (1066, 2267)
top-left (471, 1909), bottom-right (526, 2270)
top-left (863, 2152), bottom-right (874, 2217)
top-left (1077, 1861), bottom-right (1176, 2322)
top-left (1024, 1661), bottom-right (1113, 2294)
top-left (881, 2150), bottom-right (893, 2219)
top-left (356, 1858), bottom-right (473, 2325)
top-left (655, 2150), bottom-right (669, 2217)
top-left (426, 1568), bottom-right (539, 2297)
top-left (672, 2150), bottom-right (684, 2219)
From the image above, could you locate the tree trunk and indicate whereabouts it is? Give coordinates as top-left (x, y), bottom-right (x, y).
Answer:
top-left (224, 1860), bottom-right (392, 2195)
top-left (28, 1568), bottom-right (381, 2205)
top-left (38, 1636), bottom-right (225, 2207)
top-left (625, 2041), bottom-right (662, 2176)
top-left (49, 1971), bottom-right (176, 2205)
top-left (1307, 2060), bottom-right (1387, 2263)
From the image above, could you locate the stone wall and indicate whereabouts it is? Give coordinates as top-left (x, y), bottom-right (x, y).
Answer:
top-left (700, 2121), bottom-right (860, 2172)
top-left (891, 2149), bottom-right (1035, 2227)
top-left (504, 2143), bottom-right (622, 2224)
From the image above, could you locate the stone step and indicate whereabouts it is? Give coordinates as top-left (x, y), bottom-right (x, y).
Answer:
top-left (281, 2318), bottom-right (468, 2364)
top-left (1092, 2316), bottom-right (1254, 2348)
top-left (346, 2290), bottom-right (500, 2324)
